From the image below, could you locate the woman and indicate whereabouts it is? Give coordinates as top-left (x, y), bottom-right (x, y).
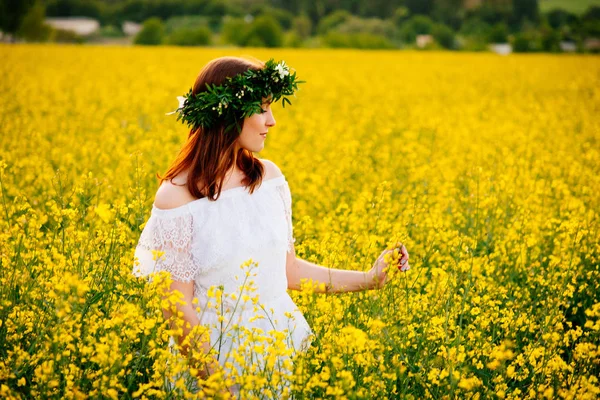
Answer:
top-left (132, 56), bottom-right (410, 396)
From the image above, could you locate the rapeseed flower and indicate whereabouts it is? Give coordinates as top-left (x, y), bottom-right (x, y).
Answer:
top-left (1, 44), bottom-right (599, 398)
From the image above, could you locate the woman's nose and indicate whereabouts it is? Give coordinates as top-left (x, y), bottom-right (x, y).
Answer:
top-left (266, 110), bottom-right (276, 127)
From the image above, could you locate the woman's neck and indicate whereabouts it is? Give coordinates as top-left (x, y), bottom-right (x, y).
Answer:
top-left (229, 146), bottom-right (244, 176)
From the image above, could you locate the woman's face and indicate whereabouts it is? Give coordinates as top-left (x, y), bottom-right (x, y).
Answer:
top-left (236, 97), bottom-right (276, 153)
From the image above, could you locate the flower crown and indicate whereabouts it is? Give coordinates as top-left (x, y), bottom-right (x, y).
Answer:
top-left (166, 58), bottom-right (304, 133)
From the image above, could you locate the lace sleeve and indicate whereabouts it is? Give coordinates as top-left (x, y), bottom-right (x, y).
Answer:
top-left (132, 207), bottom-right (202, 283)
top-left (275, 179), bottom-right (296, 253)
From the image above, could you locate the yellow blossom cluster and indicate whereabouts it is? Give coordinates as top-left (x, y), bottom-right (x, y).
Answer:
top-left (1, 44), bottom-right (599, 399)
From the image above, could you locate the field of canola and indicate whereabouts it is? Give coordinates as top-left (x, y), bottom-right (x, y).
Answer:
top-left (0, 44), bottom-right (599, 399)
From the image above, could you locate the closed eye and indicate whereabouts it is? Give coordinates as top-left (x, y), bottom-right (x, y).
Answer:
top-left (261, 102), bottom-right (271, 113)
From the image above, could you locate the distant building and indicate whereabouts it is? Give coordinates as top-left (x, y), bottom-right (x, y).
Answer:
top-left (45, 17), bottom-right (99, 36)
top-left (0, 31), bottom-right (13, 43)
top-left (489, 43), bottom-right (512, 55)
top-left (416, 34), bottom-right (433, 49)
top-left (584, 38), bottom-right (600, 52)
top-left (122, 21), bottom-right (142, 36)
top-left (560, 41), bottom-right (577, 52)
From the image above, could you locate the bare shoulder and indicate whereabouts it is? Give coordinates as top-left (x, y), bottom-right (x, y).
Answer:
top-left (258, 158), bottom-right (284, 180)
top-left (154, 178), bottom-right (196, 210)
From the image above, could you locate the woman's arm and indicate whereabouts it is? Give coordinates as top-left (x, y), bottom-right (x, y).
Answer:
top-left (162, 281), bottom-right (220, 379)
top-left (162, 281), bottom-right (237, 396)
top-left (286, 255), bottom-right (375, 293)
top-left (285, 243), bottom-right (409, 293)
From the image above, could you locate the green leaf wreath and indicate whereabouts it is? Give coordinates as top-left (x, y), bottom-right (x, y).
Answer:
top-left (166, 59), bottom-right (305, 133)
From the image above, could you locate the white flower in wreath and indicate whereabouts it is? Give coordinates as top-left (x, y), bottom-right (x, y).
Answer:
top-left (274, 61), bottom-right (289, 79)
top-left (165, 96), bottom-right (186, 115)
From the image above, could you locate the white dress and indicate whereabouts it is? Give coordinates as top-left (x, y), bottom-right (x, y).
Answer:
top-left (131, 174), bottom-right (313, 394)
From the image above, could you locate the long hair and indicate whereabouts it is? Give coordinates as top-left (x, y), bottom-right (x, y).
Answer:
top-left (157, 56), bottom-right (266, 201)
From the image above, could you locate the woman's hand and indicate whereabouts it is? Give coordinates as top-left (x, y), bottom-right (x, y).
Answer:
top-left (367, 243), bottom-right (410, 289)
top-left (222, 384), bottom-right (238, 398)
top-left (196, 374), bottom-right (237, 398)
top-left (192, 359), bottom-right (237, 397)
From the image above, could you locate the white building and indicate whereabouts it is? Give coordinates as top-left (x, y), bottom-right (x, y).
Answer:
top-left (584, 38), bottom-right (600, 52)
top-left (559, 41), bottom-right (577, 52)
top-left (489, 43), bottom-right (512, 55)
top-left (45, 17), bottom-right (99, 36)
top-left (416, 34), bottom-right (433, 49)
top-left (122, 21), bottom-right (142, 36)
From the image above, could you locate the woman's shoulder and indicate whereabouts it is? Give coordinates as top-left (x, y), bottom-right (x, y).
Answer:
top-left (153, 178), bottom-right (196, 211)
top-left (152, 159), bottom-right (284, 213)
top-left (257, 158), bottom-right (284, 180)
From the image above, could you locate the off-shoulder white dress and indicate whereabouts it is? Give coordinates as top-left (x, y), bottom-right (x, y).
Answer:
top-left (132, 175), bottom-right (313, 394)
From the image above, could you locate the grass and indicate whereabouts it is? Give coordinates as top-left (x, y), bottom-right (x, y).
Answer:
top-left (539, 0), bottom-right (600, 14)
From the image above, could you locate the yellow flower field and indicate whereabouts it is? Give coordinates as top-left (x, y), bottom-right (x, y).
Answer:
top-left (0, 44), bottom-right (599, 399)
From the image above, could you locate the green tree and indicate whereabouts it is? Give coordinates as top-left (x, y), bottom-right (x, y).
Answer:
top-left (99, 25), bottom-right (124, 38)
top-left (334, 16), bottom-right (396, 38)
top-left (512, 30), bottom-right (541, 52)
top-left (539, 22), bottom-right (560, 52)
top-left (466, 2), bottom-right (511, 26)
top-left (432, 23), bottom-right (456, 49)
top-left (164, 15), bottom-right (211, 34)
top-left (52, 28), bottom-right (84, 43)
top-left (0, 0), bottom-right (36, 38)
top-left (316, 10), bottom-right (352, 35)
top-left (488, 22), bottom-right (509, 43)
top-left (284, 31), bottom-right (303, 48)
top-left (221, 17), bottom-right (250, 46)
top-left (166, 26), bottom-right (211, 46)
top-left (405, 0), bottom-right (435, 16)
top-left (399, 15), bottom-right (435, 44)
top-left (582, 6), bottom-right (600, 21)
top-left (16, 0), bottom-right (53, 42)
top-left (45, 0), bottom-right (102, 20)
top-left (245, 34), bottom-right (265, 47)
top-left (292, 14), bottom-right (312, 39)
top-left (459, 17), bottom-right (493, 50)
top-left (512, 0), bottom-right (539, 25)
top-left (459, 17), bottom-right (492, 38)
top-left (411, 15), bottom-right (435, 35)
top-left (512, 32), bottom-right (532, 52)
top-left (134, 17), bottom-right (164, 45)
top-left (253, 6), bottom-right (294, 30)
top-left (322, 31), bottom-right (395, 49)
top-left (246, 15), bottom-right (283, 48)
top-left (545, 9), bottom-right (578, 30)
top-left (355, 0), bottom-right (404, 19)
top-left (432, 0), bottom-right (463, 29)
top-left (391, 7), bottom-right (410, 26)
top-left (579, 7), bottom-right (600, 37)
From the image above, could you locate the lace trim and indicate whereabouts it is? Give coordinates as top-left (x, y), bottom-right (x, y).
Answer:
top-left (133, 175), bottom-right (296, 282)
top-left (134, 210), bottom-right (203, 283)
top-left (275, 181), bottom-right (296, 253)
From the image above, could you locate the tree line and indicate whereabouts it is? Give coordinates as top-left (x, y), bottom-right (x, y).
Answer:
top-left (2, 0), bottom-right (599, 52)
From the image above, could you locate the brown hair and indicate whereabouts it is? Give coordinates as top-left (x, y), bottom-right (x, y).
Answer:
top-left (157, 56), bottom-right (267, 201)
